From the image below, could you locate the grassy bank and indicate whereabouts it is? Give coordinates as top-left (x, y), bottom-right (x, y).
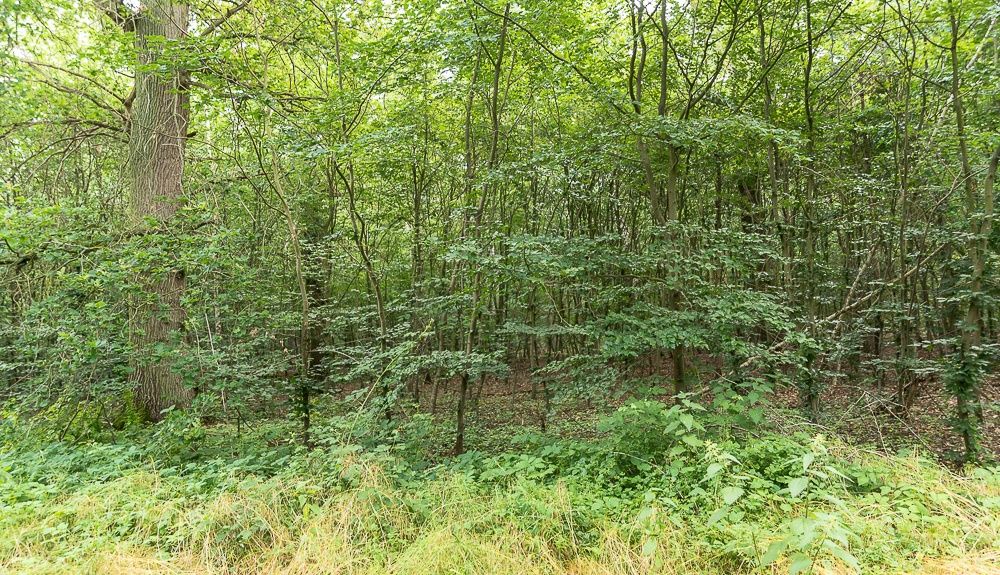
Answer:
top-left (3, 406), bottom-right (1000, 575)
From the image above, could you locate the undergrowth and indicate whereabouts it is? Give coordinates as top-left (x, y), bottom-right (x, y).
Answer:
top-left (2, 401), bottom-right (1000, 575)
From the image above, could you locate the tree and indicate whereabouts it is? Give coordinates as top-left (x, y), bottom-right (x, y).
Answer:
top-left (114, 0), bottom-right (194, 421)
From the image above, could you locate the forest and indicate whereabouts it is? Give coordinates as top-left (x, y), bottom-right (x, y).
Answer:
top-left (2, 0), bottom-right (1000, 572)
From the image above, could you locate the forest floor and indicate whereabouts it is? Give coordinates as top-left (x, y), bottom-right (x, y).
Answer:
top-left (780, 372), bottom-right (1000, 463)
top-left (421, 362), bottom-right (1000, 464)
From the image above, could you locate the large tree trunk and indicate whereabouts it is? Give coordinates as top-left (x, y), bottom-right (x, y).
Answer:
top-left (128, 0), bottom-right (192, 422)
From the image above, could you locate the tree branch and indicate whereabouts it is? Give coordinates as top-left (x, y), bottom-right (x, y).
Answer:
top-left (200, 0), bottom-right (252, 37)
top-left (96, 0), bottom-right (134, 31)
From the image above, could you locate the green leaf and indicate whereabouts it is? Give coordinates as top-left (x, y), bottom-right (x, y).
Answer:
top-left (681, 434), bottom-right (703, 447)
top-left (789, 553), bottom-right (812, 575)
top-left (802, 452), bottom-right (815, 471)
top-left (761, 540), bottom-right (788, 565)
top-left (707, 506), bottom-right (729, 526)
top-left (642, 539), bottom-right (658, 556)
top-left (637, 507), bottom-right (654, 522)
top-left (721, 486), bottom-right (744, 505)
top-left (788, 477), bottom-right (809, 498)
top-left (825, 541), bottom-right (861, 572)
top-left (681, 399), bottom-right (706, 411)
top-left (678, 412), bottom-right (694, 430)
top-left (705, 462), bottom-right (725, 480)
top-left (825, 465), bottom-right (853, 482)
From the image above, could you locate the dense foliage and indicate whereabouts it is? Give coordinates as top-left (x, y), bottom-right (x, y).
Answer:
top-left (2, 0), bottom-right (1000, 571)
top-left (5, 0), bottom-right (1000, 454)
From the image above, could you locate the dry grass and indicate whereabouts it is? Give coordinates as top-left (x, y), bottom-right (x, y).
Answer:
top-left (9, 545), bottom-right (999, 575)
top-left (919, 553), bottom-right (1000, 575)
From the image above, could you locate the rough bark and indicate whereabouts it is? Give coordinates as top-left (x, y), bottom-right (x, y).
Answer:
top-left (128, 0), bottom-right (192, 422)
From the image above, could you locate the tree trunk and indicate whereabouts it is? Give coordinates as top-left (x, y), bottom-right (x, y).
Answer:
top-left (128, 0), bottom-right (192, 422)
top-left (454, 4), bottom-right (509, 455)
top-left (801, 0), bottom-right (820, 417)
top-left (947, 0), bottom-right (997, 458)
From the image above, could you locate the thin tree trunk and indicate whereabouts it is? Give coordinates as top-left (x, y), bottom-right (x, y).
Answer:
top-left (947, 0), bottom-right (994, 457)
top-left (456, 3), bottom-right (509, 456)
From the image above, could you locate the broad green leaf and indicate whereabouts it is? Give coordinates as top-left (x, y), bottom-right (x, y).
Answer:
top-left (761, 540), bottom-right (788, 565)
top-left (789, 553), bottom-right (812, 575)
top-left (721, 486), bottom-right (744, 505)
top-left (825, 541), bottom-right (861, 572)
top-left (678, 412), bottom-right (694, 430)
top-left (705, 462), bottom-right (725, 480)
top-left (682, 434), bottom-right (703, 447)
top-left (788, 477), bottom-right (809, 498)
top-left (707, 506), bottom-right (729, 526)
top-left (637, 507), bottom-right (654, 522)
top-left (642, 539), bottom-right (657, 556)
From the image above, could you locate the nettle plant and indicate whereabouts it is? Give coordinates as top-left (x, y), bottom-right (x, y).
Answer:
top-left (587, 393), bottom-right (863, 573)
top-left (598, 396), bottom-right (709, 475)
top-left (694, 435), bottom-right (861, 574)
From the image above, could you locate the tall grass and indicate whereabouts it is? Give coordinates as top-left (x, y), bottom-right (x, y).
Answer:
top-left (3, 423), bottom-right (1000, 574)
